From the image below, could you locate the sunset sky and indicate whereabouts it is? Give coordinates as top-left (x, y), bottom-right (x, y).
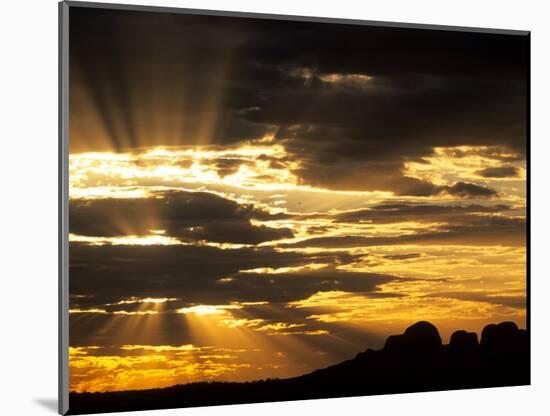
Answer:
top-left (68, 6), bottom-right (528, 393)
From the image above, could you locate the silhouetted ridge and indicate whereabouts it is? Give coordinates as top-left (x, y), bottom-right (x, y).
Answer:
top-left (68, 321), bottom-right (529, 415)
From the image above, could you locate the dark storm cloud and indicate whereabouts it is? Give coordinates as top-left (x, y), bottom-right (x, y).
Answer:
top-left (475, 166), bottom-right (520, 178)
top-left (252, 73), bottom-right (524, 194)
top-left (69, 243), bottom-right (368, 309)
top-left (70, 7), bottom-right (528, 195)
top-left (70, 190), bottom-right (292, 244)
top-left (238, 64), bottom-right (525, 194)
top-left (281, 216), bottom-right (526, 249)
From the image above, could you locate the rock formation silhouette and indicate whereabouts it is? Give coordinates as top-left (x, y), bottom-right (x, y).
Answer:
top-left (449, 330), bottom-right (478, 353)
top-left (384, 320), bottom-right (442, 354)
top-left (67, 321), bottom-right (529, 415)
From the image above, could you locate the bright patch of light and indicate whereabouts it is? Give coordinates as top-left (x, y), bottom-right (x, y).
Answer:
top-left (176, 304), bottom-right (243, 316)
top-left (69, 233), bottom-right (183, 246)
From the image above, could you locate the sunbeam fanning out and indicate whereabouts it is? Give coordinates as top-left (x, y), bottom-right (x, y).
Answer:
top-left (67, 4), bottom-right (528, 400)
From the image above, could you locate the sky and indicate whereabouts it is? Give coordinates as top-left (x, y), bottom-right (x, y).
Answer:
top-left (68, 6), bottom-right (528, 393)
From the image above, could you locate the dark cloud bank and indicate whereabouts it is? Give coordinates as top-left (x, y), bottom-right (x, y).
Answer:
top-left (69, 240), bottom-right (394, 313)
top-left (70, 7), bottom-right (528, 196)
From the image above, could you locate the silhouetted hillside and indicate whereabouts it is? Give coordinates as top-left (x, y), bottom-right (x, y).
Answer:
top-left (67, 321), bottom-right (529, 415)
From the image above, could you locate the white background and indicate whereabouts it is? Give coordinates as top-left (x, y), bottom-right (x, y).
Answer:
top-left (1, 0), bottom-right (548, 415)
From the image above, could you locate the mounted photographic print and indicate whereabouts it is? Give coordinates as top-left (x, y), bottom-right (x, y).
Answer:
top-left (59, 1), bottom-right (530, 414)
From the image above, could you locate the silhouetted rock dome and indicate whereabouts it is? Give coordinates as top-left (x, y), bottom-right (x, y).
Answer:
top-left (449, 330), bottom-right (478, 352)
top-left (481, 322), bottom-right (517, 345)
top-left (384, 321), bottom-right (442, 354)
top-left (404, 321), bottom-right (441, 340)
top-left (481, 321), bottom-right (525, 354)
top-left (404, 321), bottom-right (442, 347)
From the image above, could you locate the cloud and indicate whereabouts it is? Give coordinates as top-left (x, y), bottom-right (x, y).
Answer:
top-left (328, 202), bottom-right (509, 224)
top-left (70, 190), bottom-right (292, 244)
top-left (424, 292), bottom-right (526, 309)
top-left (383, 253), bottom-right (422, 261)
top-left (438, 182), bottom-right (498, 198)
top-left (281, 216), bottom-right (526, 249)
top-left (219, 268), bottom-right (399, 303)
top-left (69, 343), bottom-right (265, 392)
top-left (475, 166), bottom-right (520, 178)
top-left (69, 242), bottom-right (369, 308)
